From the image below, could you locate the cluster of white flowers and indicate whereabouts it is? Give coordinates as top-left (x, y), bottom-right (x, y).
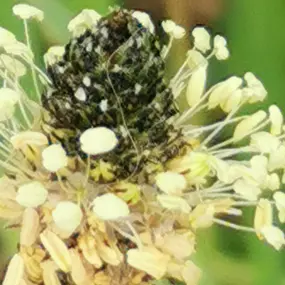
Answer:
top-left (0, 4), bottom-right (284, 285)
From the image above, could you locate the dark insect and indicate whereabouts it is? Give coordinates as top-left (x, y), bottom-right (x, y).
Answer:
top-left (42, 8), bottom-right (183, 182)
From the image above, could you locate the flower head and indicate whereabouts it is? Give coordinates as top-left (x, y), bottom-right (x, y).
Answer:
top-left (0, 5), bottom-right (285, 285)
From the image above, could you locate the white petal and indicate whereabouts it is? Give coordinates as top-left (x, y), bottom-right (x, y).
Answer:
top-left (132, 11), bottom-right (155, 34)
top-left (20, 208), bottom-right (40, 246)
top-left (127, 247), bottom-right (170, 279)
top-left (155, 171), bottom-right (187, 195)
top-left (184, 152), bottom-right (212, 184)
top-left (40, 230), bottom-right (72, 272)
top-left (0, 54), bottom-right (27, 77)
top-left (260, 225), bottom-right (285, 250)
top-left (157, 195), bottom-right (191, 214)
top-left (80, 127), bottom-right (118, 155)
top-left (0, 27), bottom-right (17, 46)
top-left (92, 193), bottom-right (130, 220)
top-left (158, 233), bottom-right (195, 259)
top-left (268, 145), bottom-right (285, 171)
top-left (52, 201), bottom-right (83, 233)
top-left (186, 64), bottom-right (207, 107)
top-left (42, 144), bottom-right (68, 172)
top-left (68, 9), bottom-right (101, 37)
top-left (11, 131), bottom-right (48, 149)
top-left (16, 181), bottom-right (48, 208)
top-left (233, 179), bottom-right (261, 201)
top-left (189, 204), bottom-right (215, 229)
top-left (70, 249), bottom-right (90, 285)
top-left (220, 88), bottom-right (242, 113)
top-left (3, 41), bottom-right (32, 59)
top-left (269, 105), bottom-right (283, 136)
top-left (254, 199), bottom-right (273, 236)
top-left (0, 88), bottom-right (20, 121)
top-left (0, 87), bottom-right (20, 104)
top-left (96, 241), bottom-right (123, 266)
top-left (182, 260), bottom-right (202, 285)
top-left (13, 4), bottom-right (44, 21)
top-left (187, 50), bottom-right (207, 69)
top-left (263, 173), bottom-right (280, 191)
top-left (44, 46), bottom-right (65, 66)
top-left (192, 27), bottom-right (211, 53)
top-left (233, 111), bottom-right (267, 141)
top-left (3, 254), bottom-right (24, 285)
top-left (250, 132), bottom-right (280, 153)
top-left (273, 192), bottom-right (285, 223)
top-left (41, 261), bottom-right (61, 285)
top-left (209, 157), bottom-right (230, 183)
top-left (250, 155), bottom-right (268, 184)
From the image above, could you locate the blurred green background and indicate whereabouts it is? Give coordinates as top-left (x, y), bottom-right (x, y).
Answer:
top-left (1, 0), bottom-right (285, 284)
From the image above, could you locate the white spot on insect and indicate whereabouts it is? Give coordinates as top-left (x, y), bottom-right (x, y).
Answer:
top-left (83, 76), bottom-right (91, 87)
top-left (119, 125), bottom-right (128, 138)
top-left (93, 83), bottom-right (102, 90)
top-left (74, 87), bottom-right (86, 102)
top-left (128, 38), bottom-right (134, 47)
top-left (112, 64), bottom-right (121, 72)
top-left (95, 46), bottom-right (102, 54)
top-left (65, 102), bottom-right (71, 109)
top-left (46, 89), bottom-right (53, 98)
top-left (101, 27), bottom-right (109, 38)
top-left (99, 99), bottom-right (108, 112)
top-left (86, 42), bottom-right (93, 52)
top-left (135, 83), bottom-right (142, 94)
top-left (154, 103), bottom-right (161, 110)
top-left (136, 37), bottom-right (143, 48)
top-left (58, 66), bottom-right (65, 74)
